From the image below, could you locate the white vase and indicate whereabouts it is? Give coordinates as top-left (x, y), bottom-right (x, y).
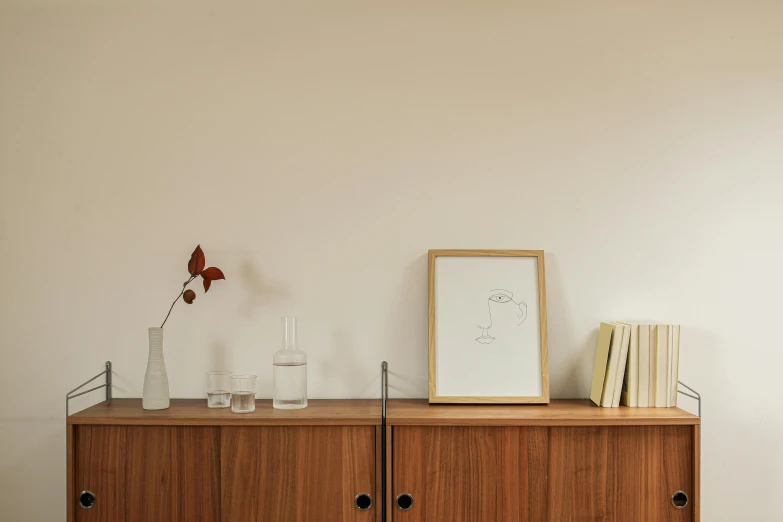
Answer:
top-left (143, 327), bottom-right (170, 410)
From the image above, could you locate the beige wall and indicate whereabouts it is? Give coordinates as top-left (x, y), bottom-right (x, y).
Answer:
top-left (1, 1), bottom-right (782, 520)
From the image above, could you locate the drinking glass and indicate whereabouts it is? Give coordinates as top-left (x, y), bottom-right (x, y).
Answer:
top-left (231, 374), bottom-right (257, 413)
top-left (206, 371), bottom-right (232, 408)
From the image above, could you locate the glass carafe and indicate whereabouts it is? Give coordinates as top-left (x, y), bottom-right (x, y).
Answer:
top-left (273, 317), bottom-right (307, 409)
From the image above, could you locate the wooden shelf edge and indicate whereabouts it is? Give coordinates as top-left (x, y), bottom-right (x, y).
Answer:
top-left (67, 398), bottom-right (383, 427)
top-left (386, 399), bottom-right (700, 427)
top-left (387, 418), bottom-right (700, 427)
top-left (68, 418), bottom-right (382, 426)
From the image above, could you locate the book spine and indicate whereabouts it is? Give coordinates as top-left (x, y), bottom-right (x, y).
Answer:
top-left (655, 325), bottom-right (669, 407)
top-left (670, 325), bottom-right (680, 407)
top-left (638, 324), bottom-right (650, 407)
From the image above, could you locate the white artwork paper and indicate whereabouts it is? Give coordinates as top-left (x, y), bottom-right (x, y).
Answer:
top-left (435, 256), bottom-right (543, 397)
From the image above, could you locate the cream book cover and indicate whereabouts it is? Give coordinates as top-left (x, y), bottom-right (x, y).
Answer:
top-left (620, 323), bottom-right (639, 407)
top-left (601, 323), bottom-right (625, 407)
top-left (655, 324), bottom-right (669, 407)
top-left (589, 322), bottom-right (615, 406)
top-left (611, 324), bottom-right (631, 407)
top-left (637, 323), bottom-right (651, 407)
top-left (670, 325), bottom-right (681, 407)
top-left (666, 325), bottom-right (674, 406)
top-left (648, 325), bottom-right (656, 405)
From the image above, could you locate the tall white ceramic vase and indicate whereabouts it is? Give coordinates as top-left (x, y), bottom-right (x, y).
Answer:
top-left (143, 327), bottom-right (170, 410)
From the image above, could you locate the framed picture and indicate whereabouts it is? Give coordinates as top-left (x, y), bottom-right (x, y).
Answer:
top-left (428, 250), bottom-right (549, 404)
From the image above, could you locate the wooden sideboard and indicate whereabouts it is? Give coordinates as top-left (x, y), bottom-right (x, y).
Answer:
top-left (67, 399), bottom-right (382, 522)
top-left (386, 399), bottom-right (700, 522)
top-left (67, 398), bottom-right (699, 522)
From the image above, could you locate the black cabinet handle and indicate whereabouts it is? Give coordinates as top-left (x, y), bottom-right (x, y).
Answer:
top-left (79, 491), bottom-right (96, 509)
top-left (671, 491), bottom-right (689, 509)
top-left (396, 493), bottom-right (414, 511)
top-left (354, 492), bottom-right (372, 511)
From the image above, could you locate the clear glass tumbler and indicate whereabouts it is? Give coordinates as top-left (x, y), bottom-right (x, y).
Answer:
top-left (273, 317), bottom-right (308, 409)
top-left (231, 374), bottom-right (257, 414)
top-left (206, 371), bottom-right (232, 408)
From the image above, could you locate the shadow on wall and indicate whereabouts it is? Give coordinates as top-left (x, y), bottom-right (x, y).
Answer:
top-left (210, 342), bottom-right (230, 373)
top-left (388, 369), bottom-right (428, 398)
top-left (543, 252), bottom-right (595, 399)
top-left (239, 259), bottom-right (290, 318)
top-left (384, 253), bottom-right (429, 398)
top-left (318, 326), bottom-right (377, 398)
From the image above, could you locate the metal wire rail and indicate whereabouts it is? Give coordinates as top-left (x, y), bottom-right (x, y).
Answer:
top-left (66, 361), bottom-right (112, 417)
top-left (677, 381), bottom-right (701, 418)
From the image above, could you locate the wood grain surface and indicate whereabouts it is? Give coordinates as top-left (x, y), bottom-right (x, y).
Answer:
top-left (221, 426), bottom-right (376, 522)
top-left (72, 426), bottom-right (219, 522)
top-left (693, 425), bottom-right (701, 522)
top-left (375, 426), bottom-right (383, 522)
top-left (547, 426), bottom-right (693, 521)
top-left (74, 426), bottom-right (127, 522)
top-left (67, 424), bottom-right (75, 522)
top-left (126, 426), bottom-right (220, 522)
top-left (392, 426), bottom-right (548, 522)
top-left (126, 427), bottom-right (175, 522)
top-left (177, 427), bottom-right (221, 522)
top-left (385, 426), bottom-right (393, 522)
top-left (387, 399), bottom-right (700, 426)
top-left (68, 399), bottom-right (381, 426)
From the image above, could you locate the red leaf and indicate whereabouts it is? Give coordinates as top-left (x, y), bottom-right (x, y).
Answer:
top-left (201, 267), bottom-right (225, 281)
top-left (188, 245), bottom-right (205, 276)
top-left (203, 278), bottom-right (212, 293)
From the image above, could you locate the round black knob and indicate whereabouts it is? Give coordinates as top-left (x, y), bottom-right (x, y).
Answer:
top-left (396, 493), bottom-right (414, 511)
top-left (671, 491), bottom-right (689, 509)
top-left (79, 491), bottom-right (96, 509)
top-left (354, 493), bottom-right (372, 511)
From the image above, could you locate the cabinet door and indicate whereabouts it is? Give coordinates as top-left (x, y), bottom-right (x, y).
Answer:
top-left (548, 426), bottom-right (693, 521)
top-left (73, 426), bottom-right (220, 522)
top-left (73, 426), bottom-right (126, 522)
top-left (126, 427), bottom-right (220, 522)
top-left (221, 426), bottom-right (377, 522)
top-left (392, 426), bottom-right (548, 522)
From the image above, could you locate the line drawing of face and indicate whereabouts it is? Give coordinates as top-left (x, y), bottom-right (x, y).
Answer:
top-left (475, 289), bottom-right (528, 345)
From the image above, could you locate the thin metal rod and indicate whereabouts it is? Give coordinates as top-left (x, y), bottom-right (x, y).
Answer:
top-left (381, 361), bottom-right (388, 522)
top-left (66, 371), bottom-right (107, 397)
top-left (381, 361), bottom-right (388, 417)
top-left (677, 381), bottom-right (701, 418)
top-left (66, 361), bottom-right (113, 418)
top-left (68, 384), bottom-right (108, 401)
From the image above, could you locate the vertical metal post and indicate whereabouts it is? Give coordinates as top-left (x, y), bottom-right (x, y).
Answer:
top-left (106, 361), bottom-right (112, 401)
top-left (381, 361), bottom-right (388, 522)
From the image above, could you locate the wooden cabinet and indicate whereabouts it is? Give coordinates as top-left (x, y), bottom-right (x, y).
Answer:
top-left (68, 400), bottom-right (382, 522)
top-left (68, 398), bottom-right (699, 522)
top-left (387, 399), bottom-right (700, 522)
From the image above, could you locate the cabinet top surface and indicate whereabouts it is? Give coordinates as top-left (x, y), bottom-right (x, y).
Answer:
top-left (386, 399), bottom-right (700, 426)
top-left (68, 399), bottom-right (382, 426)
top-left (68, 398), bottom-right (699, 427)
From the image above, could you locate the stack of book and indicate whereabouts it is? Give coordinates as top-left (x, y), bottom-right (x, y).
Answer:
top-left (589, 322), bottom-right (681, 408)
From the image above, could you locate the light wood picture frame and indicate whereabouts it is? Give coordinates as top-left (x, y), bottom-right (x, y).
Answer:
top-left (428, 250), bottom-right (550, 404)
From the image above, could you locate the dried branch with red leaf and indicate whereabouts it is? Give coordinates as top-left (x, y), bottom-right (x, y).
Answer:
top-left (160, 245), bottom-right (226, 328)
